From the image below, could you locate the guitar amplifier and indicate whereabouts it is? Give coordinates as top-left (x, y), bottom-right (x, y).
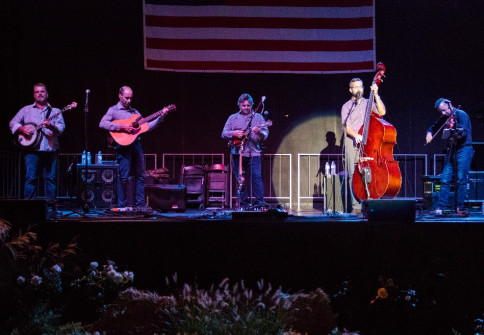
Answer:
top-left (467, 171), bottom-right (484, 201)
top-left (145, 184), bottom-right (187, 212)
top-left (77, 163), bottom-right (118, 208)
top-left (421, 174), bottom-right (484, 209)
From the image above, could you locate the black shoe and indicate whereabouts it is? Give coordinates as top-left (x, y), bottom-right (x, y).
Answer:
top-left (254, 201), bottom-right (267, 209)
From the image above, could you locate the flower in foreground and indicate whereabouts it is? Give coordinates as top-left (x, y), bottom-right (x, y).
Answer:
top-left (31, 275), bottom-right (42, 286)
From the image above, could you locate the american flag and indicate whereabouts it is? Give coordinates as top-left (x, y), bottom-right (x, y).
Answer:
top-left (143, 0), bottom-right (375, 74)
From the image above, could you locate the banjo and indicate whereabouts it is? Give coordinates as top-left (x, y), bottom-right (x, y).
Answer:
top-left (16, 102), bottom-right (77, 147)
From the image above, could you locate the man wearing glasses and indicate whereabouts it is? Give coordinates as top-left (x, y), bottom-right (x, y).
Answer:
top-left (341, 78), bottom-right (386, 214)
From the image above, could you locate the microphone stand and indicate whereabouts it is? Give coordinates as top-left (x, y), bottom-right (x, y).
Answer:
top-left (82, 90), bottom-right (90, 213)
top-left (341, 99), bottom-right (358, 213)
top-left (248, 97), bottom-right (266, 210)
top-left (450, 108), bottom-right (459, 213)
top-left (247, 112), bottom-right (255, 210)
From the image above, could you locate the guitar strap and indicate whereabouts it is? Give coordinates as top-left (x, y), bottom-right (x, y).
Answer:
top-left (45, 106), bottom-right (52, 119)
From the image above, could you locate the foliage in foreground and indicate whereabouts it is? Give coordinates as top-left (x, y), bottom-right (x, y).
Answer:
top-left (0, 218), bottom-right (337, 334)
top-left (90, 276), bottom-right (336, 335)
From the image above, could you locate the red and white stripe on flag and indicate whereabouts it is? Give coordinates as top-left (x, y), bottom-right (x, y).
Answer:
top-left (143, 0), bottom-right (375, 74)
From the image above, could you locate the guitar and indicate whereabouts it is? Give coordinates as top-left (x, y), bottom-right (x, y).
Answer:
top-left (16, 102), bottom-right (78, 147)
top-left (109, 104), bottom-right (176, 146)
top-left (228, 120), bottom-right (273, 148)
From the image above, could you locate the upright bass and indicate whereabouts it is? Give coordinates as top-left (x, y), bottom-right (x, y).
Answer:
top-left (352, 62), bottom-right (402, 199)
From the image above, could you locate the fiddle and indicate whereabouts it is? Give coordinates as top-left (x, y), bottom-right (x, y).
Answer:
top-left (425, 105), bottom-right (460, 145)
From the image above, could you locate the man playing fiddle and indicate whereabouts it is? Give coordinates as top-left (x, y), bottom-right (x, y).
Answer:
top-left (426, 98), bottom-right (473, 216)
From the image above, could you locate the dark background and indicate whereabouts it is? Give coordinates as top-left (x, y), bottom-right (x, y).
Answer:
top-left (3, 2), bottom-right (484, 330)
top-left (3, 0), bottom-right (484, 167)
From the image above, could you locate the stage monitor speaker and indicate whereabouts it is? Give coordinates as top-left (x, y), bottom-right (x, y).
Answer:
top-left (467, 171), bottom-right (484, 201)
top-left (362, 199), bottom-right (416, 222)
top-left (145, 184), bottom-right (187, 212)
top-left (0, 199), bottom-right (47, 226)
top-left (77, 164), bottom-right (118, 208)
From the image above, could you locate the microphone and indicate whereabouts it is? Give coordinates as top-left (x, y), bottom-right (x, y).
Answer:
top-left (85, 89), bottom-right (90, 106)
top-left (261, 96), bottom-right (266, 103)
top-left (355, 92), bottom-right (361, 105)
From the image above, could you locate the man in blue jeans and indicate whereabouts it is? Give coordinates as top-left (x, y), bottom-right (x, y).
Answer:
top-left (100, 86), bottom-right (168, 209)
top-left (426, 98), bottom-right (473, 215)
top-left (222, 93), bottom-right (269, 209)
top-left (9, 83), bottom-right (66, 220)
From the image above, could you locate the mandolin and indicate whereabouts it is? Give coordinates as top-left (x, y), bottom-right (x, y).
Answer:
top-left (228, 120), bottom-right (272, 149)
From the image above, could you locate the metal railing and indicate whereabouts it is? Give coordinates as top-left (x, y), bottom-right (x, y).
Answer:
top-left (396, 154), bottom-right (428, 197)
top-left (297, 153), bottom-right (342, 212)
top-left (0, 152), bottom-right (157, 199)
top-left (297, 153), bottom-right (428, 212)
top-left (228, 153), bottom-right (292, 208)
top-left (0, 149), bottom-right (437, 210)
top-left (0, 151), bottom-right (22, 198)
top-left (162, 153), bottom-right (225, 183)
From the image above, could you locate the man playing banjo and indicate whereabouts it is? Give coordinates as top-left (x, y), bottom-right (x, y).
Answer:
top-left (9, 83), bottom-right (66, 220)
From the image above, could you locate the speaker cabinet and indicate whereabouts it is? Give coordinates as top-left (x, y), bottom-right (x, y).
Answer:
top-left (362, 199), bottom-right (416, 222)
top-left (467, 171), bottom-right (484, 201)
top-left (77, 164), bottom-right (118, 208)
top-left (145, 184), bottom-right (187, 212)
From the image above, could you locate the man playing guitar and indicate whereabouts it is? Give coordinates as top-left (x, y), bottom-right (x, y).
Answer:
top-left (99, 86), bottom-right (172, 209)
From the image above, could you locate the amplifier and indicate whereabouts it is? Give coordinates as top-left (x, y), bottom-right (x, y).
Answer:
top-left (422, 172), bottom-right (483, 209)
top-left (77, 164), bottom-right (118, 208)
top-left (145, 184), bottom-right (187, 212)
top-left (467, 171), bottom-right (484, 201)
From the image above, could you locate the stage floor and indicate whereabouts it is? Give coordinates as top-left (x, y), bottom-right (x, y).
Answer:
top-left (53, 204), bottom-right (484, 224)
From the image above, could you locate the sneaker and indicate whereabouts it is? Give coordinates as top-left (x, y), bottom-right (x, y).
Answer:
top-left (430, 208), bottom-right (443, 216)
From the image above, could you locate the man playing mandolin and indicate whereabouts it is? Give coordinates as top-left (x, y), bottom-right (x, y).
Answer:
top-left (222, 93), bottom-right (269, 209)
top-left (341, 78), bottom-right (386, 214)
top-left (99, 86), bottom-right (170, 209)
top-left (9, 83), bottom-right (66, 220)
